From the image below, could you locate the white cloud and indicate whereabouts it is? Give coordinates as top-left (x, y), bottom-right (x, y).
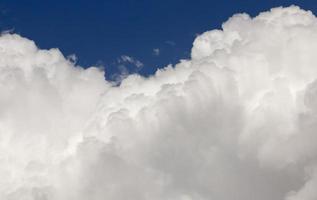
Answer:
top-left (112, 55), bottom-right (144, 83)
top-left (165, 40), bottom-right (176, 46)
top-left (1, 5), bottom-right (317, 200)
top-left (118, 55), bottom-right (143, 68)
top-left (153, 48), bottom-right (160, 56)
top-left (66, 54), bottom-right (77, 63)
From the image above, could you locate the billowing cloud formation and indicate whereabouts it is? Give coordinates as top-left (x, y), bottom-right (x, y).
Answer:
top-left (1, 5), bottom-right (317, 200)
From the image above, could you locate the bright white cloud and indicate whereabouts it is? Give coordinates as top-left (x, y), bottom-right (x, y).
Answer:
top-left (1, 5), bottom-right (317, 200)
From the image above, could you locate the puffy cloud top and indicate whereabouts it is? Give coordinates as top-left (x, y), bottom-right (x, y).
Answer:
top-left (1, 5), bottom-right (317, 200)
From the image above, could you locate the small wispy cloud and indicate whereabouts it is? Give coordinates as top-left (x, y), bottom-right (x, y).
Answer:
top-left (111, 55), bottom-right (144, 82)
top-left (118, 55), bottom-right (143, 68)
top-left (66, 54), bottom-right (77, 63)
top-left (152, 48), bottom-right (160, 56)
top-left (165, 40), bottom-right (176, 46)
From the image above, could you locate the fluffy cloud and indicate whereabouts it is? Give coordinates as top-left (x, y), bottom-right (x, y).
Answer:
top-left (1, 5), bottom-right (317, 200)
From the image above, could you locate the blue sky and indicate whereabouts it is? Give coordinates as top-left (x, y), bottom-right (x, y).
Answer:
top-left (0, 0), bottom-right (316, 79)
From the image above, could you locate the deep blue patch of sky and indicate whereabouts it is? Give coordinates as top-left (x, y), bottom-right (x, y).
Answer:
top-left (0, 0), bottom-right (316, 79)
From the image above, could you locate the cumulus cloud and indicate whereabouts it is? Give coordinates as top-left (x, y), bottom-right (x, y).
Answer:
top-left (1, 5), bottom-right (317, 200)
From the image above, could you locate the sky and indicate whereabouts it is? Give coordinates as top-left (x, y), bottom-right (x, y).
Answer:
top-left (3, 2), bottom-right (317, 200)
top-left (1, 0), bottom-right (317, 79)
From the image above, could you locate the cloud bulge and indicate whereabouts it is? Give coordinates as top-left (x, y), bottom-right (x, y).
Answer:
top-left (1, 5), bottom-right (317, 200)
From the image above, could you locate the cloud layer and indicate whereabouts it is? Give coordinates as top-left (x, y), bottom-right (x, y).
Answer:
top-left (1, 5), bottom-right (317, 200)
